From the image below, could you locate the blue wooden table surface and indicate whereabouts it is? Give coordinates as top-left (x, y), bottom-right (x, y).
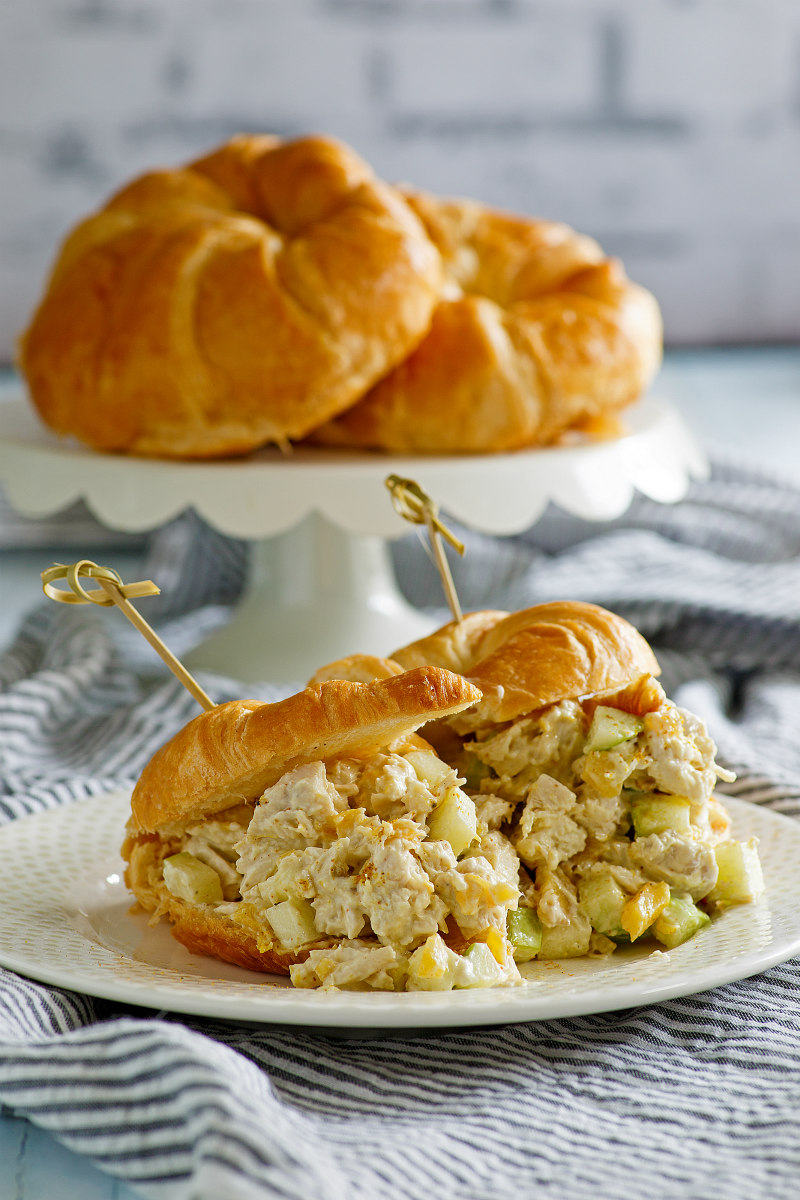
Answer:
top-left (2, 346), bottom-right (800, 1199)
top-left (0, 1111), bottom-right (140, 1200)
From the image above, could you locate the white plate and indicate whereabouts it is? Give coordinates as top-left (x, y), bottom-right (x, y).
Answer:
top-left (0, 792), bottom-right (797, 1030)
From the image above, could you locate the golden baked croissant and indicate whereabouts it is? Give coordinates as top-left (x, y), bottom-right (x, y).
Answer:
top-left (18, 135), bottom-right (442, 458)
top-left (310, 602), bottom-right (661, 726)
top-left (390, 600), bottom-right (662, 725)
top-left (308, 188), bottom-right (663, 453)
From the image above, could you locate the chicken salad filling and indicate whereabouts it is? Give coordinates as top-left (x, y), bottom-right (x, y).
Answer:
top-left (158, 745), bottom-right (522, 992)
top-left (445, 676), bottom-right (762, 959)
top-left (157, 676), bottom-right (764, 990)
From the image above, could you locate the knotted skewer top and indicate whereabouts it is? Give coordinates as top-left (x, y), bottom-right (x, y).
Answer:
top-left (41, 560), bottom-right (215, 712)
top-left (385, 475), bottom-right (465, 623)
top-left (41, 560), bottom-right (160, 606)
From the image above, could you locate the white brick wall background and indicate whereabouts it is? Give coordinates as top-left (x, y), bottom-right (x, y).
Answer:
top-left (2, 0), bottom-right (800, 363)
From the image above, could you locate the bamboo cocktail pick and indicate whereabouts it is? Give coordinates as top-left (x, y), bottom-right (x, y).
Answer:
top-left (385, 475), bottom-right (465, 623)
top-left (41, 560), bottom-right (216, 712)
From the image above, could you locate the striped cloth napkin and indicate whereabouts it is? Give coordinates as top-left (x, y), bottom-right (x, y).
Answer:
top-left (2, 457), bottom-right (800, 1200)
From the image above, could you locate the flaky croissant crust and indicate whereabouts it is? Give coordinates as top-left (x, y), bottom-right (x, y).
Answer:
top-left (306, 603), bottom-right (661, 726)
top-left (309, 188), bottom-right (663, 453)
top-left (19, 134), bottom-right (442, 458)
top-left (391, 601), bottom-right (661, 723)
top-left (129, 666), bottom-right (482, 833)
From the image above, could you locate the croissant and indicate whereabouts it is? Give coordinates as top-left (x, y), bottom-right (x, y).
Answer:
top-left (390, 600), bottom-right (662, 725)
top-left (18, 135), bottom-right (442, 458)
top-left (310, 602), bottom-right (662, 727)
top-left (308, 188), bottom-right (663, 453)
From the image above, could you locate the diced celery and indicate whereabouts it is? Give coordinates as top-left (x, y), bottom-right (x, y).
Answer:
top-left (163, 851), bottom-right (223, 905)
top-left (507, 908), bottom-right (543, 962)
top-left (462, 753), bottom-right (492, 791)
top-left (653, 895), bottom-right (711, 948)
top-left (264, 897), bottom-right (319, 950)
top-left (405, 749), bottom-right (452, 792)
top-left (584, 706), bottom-right (644, 753)
top-left (630, 794), bottom-right (692, 838)
top-left (427, 786), bottom-right (478, 857)
top-left (578, 872), bottom-right (628, 938)
top-left (707, 839), bottom-right (765, 909)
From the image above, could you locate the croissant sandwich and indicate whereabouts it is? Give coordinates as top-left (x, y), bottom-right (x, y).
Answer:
top-left (123, 666), bottom-right (541, 992)
top-left (311, 601), bottom-right (764, 962)
top-left (19, 133), bottom-right (442, 459)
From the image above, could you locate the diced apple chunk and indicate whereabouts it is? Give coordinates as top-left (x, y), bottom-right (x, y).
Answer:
top-left (163, 851), bottom-right (223, 905)
top-left (427, 786), bottom-right (477, 856)
top-left (538, 912), bottom-right (593, 959)
top-left (407, 933), bottom-right (460, 991)
top-left (584, 706), bottom-right (644, 753)
top-left (264, 897), bottom-right (319, 950)
top-left (405, 749), bottom-right (453, 792)
top-left (579, 872), bottom-right (627, 938)
top-left (707, 839), bottom-right (765, 909)
top-left (408, 935), bottom-right (509, 991)
top-left (457, 942), bottom-right (504, 988)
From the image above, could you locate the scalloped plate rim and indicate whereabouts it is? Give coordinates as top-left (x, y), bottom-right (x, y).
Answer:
top-left (0, 393), bottom-right (708, 538)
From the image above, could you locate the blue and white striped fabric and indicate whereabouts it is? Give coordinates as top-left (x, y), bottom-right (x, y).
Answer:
top-left (3, 456), bottom-right (800, 1200)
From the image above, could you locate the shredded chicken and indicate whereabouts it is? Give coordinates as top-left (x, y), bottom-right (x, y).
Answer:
top-left (535, 865), bottom-right (581, 928)
top-left (236, 762), bottom-right (345, 893)
top-left (514, 775), bottom-right (587, 869)
top-left (629, 830), bottom-right (719, 900)
top-left (355, 753), bottom-right (441, 822)
top-left (469, 702), bottom-right (586, 795)
top-left (424, 854), bottom-right (518, 940)
top-left (638, 707), bottom-right (722, 806)
top-left (290, 941), bottom-right (401, 990)
top-left (573, 792), bottom-right (626, 841)
top-left (222, 754), bottom-right (519, 988)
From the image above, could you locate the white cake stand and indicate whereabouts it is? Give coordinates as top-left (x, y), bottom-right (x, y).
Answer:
top-left (0, 388), bottom-right (708, 682)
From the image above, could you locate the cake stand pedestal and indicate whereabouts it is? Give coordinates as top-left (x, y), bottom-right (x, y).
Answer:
top-left (189, 512), bottom-right (436, 681)
top-left (0, 389), bottom-right (708, 683)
